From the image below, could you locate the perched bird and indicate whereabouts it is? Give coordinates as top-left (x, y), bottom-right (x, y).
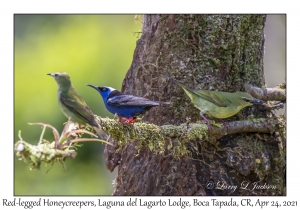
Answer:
top-left (177, 83), bottom-right (265, 129)
top-left (47, 72), bottom-right (108, 139)
top-left (87, 84), bottom-right (170, 123)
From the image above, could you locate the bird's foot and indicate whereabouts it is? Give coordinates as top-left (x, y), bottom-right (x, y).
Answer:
top-left (200, 113), bottom-right (212, 130)
top-left (126, 118), bottom-right (137, 123)
top-left (214, 118), bottom-right (230, 128)
top-left (219, 119), bottom-right (229, 129)
top-left (118, 117), bottom-right (137, 124)
top-left (118, 118), bottom-right (126, 124)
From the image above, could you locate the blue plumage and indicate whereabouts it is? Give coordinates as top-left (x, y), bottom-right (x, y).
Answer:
top-left (87, 84), bottom-right (170, 123)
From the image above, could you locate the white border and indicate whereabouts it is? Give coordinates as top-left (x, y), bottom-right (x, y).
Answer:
top-left (1, 0), bottom-right (298, 209)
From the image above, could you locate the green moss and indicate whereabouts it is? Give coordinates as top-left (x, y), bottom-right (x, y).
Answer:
top-left (14, 139), bottom-right (77, 170)
top-left (160, 15), bottom-right (265, 94)
top-left (15, 114), bottom-right (285, 174)
top-left (97, 116), bottom-right (208, 157)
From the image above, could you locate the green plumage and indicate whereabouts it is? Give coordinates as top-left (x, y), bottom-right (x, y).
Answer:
top-left (178, 83), bottom-right (255, 119)
top-left (48, 72), bottom-right (107, 139)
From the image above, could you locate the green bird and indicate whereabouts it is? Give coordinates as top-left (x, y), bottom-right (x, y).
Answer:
top-left (47, 72), bottom-right (108, 139)
top-left (177, 83), bottom-right (265, 129)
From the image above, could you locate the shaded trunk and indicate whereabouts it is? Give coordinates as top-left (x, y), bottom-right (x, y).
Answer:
top-left (105, 14), bottom-right (285, 196)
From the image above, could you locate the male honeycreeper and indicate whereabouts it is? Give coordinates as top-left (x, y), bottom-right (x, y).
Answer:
top-left (87, 84), bottom-right (170, 123)
top-left (47, 72), bottom-right (108, 139)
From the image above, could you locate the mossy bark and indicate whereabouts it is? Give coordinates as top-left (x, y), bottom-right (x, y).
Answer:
top-left (105, 14), bottom-right (285, 195)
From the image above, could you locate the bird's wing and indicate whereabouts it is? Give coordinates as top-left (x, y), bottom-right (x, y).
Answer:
top-left (107, 95), bottom-right (160, 107)
top-left (59, 91), bottom-right (97, 126)
top-left (177, 83), bottom-right (227, 107)
top-left (194, 90), bottom-right (231, 107)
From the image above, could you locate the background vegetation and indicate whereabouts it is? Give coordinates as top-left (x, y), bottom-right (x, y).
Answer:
top-left (14, 14), bottom-right (285, 195)
top-left (14, 15), bottom-right (141, 195)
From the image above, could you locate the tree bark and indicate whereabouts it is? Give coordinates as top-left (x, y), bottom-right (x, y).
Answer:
top-left (105, 14), bottom-right (286, 196)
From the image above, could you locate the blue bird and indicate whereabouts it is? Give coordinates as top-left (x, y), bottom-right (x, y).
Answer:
top-left (87, 84), bottom-right (170, 123)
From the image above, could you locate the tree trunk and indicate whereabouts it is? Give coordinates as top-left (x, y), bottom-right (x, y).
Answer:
top-left (105, 14), bottom-right (285, 196)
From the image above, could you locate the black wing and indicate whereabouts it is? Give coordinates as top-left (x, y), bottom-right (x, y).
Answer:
top-left (107, 95), bottom-right (160, 107)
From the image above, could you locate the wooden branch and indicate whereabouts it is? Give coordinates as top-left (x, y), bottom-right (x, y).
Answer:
top-left (97, 117), bottom-right (280, 157)
top-left (15, 116), bottom-right (280, 170)
top-left (245, 83), bottom-right (286, 102)
top-left (98, 117), bottom-right (278, 139)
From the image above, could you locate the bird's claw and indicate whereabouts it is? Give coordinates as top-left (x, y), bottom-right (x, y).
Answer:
top-left (118, 117), bottom-right (137, 124)
top-left (126, 118), bottom-right (136, 123)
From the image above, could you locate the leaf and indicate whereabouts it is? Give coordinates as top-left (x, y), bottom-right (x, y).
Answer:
top-left (58, 129), bottom-right (98, 146)
top-left (68, 138), bottom-right (113, 146)
top-left (28, 122), bottom-right (60, 144)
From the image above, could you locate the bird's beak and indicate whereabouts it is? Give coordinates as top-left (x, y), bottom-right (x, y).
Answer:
top-left (47, 73), bottom-right (53, 77)
top-left (86, 84), bottom-right (98, 90)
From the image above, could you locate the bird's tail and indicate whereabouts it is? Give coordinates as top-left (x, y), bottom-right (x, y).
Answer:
top-left (94, 126), bottom-right (109, 140)
top-left (159, 101), bottom-right (171, 105)
top-left (242, 97), bottom-right (265, 105)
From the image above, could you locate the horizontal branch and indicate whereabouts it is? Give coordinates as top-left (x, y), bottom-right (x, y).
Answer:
top-left (98, 117), bottom-right (279, 141)
top-left (15, 116), bottom-right (281, 170)
top-left (244, 83), bottom-right (286, 102)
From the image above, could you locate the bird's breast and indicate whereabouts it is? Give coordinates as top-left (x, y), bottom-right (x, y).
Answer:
top-left (105, 104), bottom-right (150, 118)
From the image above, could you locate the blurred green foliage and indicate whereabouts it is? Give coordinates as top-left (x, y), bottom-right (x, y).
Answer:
top-left (14, 15), bottom-right (141, 195)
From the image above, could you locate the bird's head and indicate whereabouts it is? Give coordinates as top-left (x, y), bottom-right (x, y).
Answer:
top-left (87, 84), bottom-right (117, 102)
top-left (47, 72), bottom-right (71, 88)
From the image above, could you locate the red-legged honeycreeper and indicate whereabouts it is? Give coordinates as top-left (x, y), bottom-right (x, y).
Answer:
top-left (177, 83), bottom-right (265, 129)
top-left (47, 72), bottom-right (108, 139)
top-left (86, 84), bottom-right (170, 123)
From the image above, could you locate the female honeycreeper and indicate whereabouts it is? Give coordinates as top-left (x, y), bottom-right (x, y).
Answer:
top-left (177, 83), bottom-right (266, 129)
top-left (47, 72), bottom-right (108, 139)
top-left (87, 84), bottom-right (170, 123)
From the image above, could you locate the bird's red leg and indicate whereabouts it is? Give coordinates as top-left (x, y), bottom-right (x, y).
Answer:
top-left (131, 117), bottom-right (137, 123)
top-left (118, 118), bottom-right (126, 124)
top-left (119, 117), bottom-right (137, 124)
top-left (126, 117), bottom-right (137, 124)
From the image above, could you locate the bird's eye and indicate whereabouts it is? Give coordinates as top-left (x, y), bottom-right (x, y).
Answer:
top-left (100, 87), bottom-right (107, 92)
top-left (54, 73), bottom-right (58, 77)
